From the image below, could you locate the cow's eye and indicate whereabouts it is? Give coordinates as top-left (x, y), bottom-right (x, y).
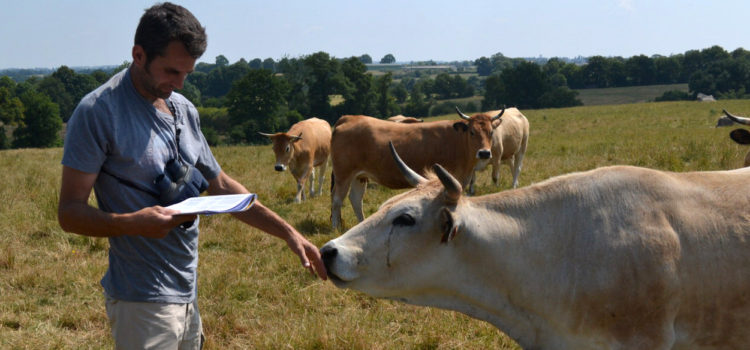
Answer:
top-left (393, 213), bottom-right (415, 226)
top-left (285, 145), bottom-right (290, 153)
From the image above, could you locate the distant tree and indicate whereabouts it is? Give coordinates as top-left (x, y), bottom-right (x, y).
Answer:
top-left (391, 81), bottom-right (408, 104)
top-left (475, 56), bottom-right (493, 76)
top-left (625, 55), bottom-right (656, 85)
top-left (655, 90), bottom-right (692, 102)
top-left (215, 55), bottom-right (229, 67)
top-left (338, 57), bottom-right (375, 116)
top-left (653, 55), bottom-right (682, 84)
top-left (249, 58), bottom-right (262, 69)
top-left (359, 54), bottom-right (372, 64)
top-left (380, 54), bottom-right (396, 64)
top-left (0, 78), bottom-right (23, 127)
top-left (225, 69), bottom-right (289, 143)
top-left (404, 84), bottom-right (430, 117)
top-left (537, 87), bottom-right (582, 108)
top-left (373, 72), bottom-right (399, 117)
top-left (176, 80), bottom-right (201, 106)
top-left (262, 58), bottom-right (275, 71)
top-left (304, 52), bottom-right (347, 121)
top-left (13, 90), bottom-right (62, 148)
top-left (90, 70), bottom-right (110, 85)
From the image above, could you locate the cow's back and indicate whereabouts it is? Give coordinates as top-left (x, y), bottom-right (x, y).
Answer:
top-left (505, 166), bottom-right (750, 348)
top-left (332, 115), bottom-right (477, 188)
top-left (289, 117), bottom-right (331, 165)
top-left (493, 108), bottom-right (529, 160)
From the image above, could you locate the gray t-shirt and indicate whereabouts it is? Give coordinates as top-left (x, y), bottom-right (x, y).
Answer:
top-left (62, 68), bottom-right (221, 303)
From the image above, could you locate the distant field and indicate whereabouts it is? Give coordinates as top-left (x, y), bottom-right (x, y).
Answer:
top-left (3, 99), bottom-right (750, 349)
top-left (574, 83), bottom-right (690, 106)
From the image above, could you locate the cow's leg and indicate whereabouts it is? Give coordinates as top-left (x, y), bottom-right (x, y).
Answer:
top-left (331, 174), bottom-right (352, 230)
top-left (308, 167), bottom-right (316, 198)
top-left (315, 159), bottom-right (328, 197)
top-left (467, 171), bottom-right (477, 195)
top-left (511, 151), bottom-right (525, 189)
top-left (348, 177), bottom-right (367, 222)
top-left (492, 158), bottom-right (505, 185)
top-left (295, 168), bottom-right (310, 203)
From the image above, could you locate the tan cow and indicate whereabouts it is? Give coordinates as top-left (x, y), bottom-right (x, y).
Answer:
top-left (329, 108), bottom-right (503, 229)
top-left (321, 144), bottom-right (750, 349)
top-left (387, 115), bottom-right (424, 123)
top-left (722, 109), bottom-right (750, 166)
top-left (259, 117), bottom-right (331, 203)
top-left (469, 107), bottom-right (529, 194)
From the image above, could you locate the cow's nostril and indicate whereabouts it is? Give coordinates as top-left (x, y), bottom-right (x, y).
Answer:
top-left (274, 165), bottom-right (284, 171)
top-left (321, 245), bottom-right (338, 266)
top-left (477, 150), bottom-right (491, 159)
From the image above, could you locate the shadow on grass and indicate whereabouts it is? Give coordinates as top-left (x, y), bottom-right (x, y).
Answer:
top-left (294, 217), bottom-right (331, 236)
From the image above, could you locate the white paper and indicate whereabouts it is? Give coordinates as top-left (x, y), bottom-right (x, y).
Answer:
top-left (166, 194), bottom-right (256, 215)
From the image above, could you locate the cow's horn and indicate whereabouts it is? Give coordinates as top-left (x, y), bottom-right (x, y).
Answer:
top-left (723, 109), bottom-right (750, 125)
top-left (432, 164), bottom-right (462, 203)
top-left (258, 132), bottom-right (276, 137)
top-left (389, 141), bottom-right (427, 187)
top-left (491, 106), bottom-right (506, 121)
top-left (455, 106), bottom-right (471, 120)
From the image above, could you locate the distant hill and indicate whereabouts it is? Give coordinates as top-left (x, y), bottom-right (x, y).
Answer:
top-left (0, 66), bottom-right (118, 82)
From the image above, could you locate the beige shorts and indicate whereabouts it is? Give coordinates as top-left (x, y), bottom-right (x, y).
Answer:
top-left (104, 293), bottom-right (203, 350)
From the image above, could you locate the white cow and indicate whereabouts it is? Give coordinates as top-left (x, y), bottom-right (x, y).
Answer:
top-left (468, 107), bottom-right (529, 194)
top-left (321, 144), bottom-right (750, 349)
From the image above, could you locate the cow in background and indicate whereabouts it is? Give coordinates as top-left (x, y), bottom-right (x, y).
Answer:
top-left (387, 115), bottom-right (424, 123)
top-left (321, 145), bottom-right (750, 349)
top-left (329, 108), bottom-right (502, 229)
top-left (721, 109), bottom-right (750, 167)
top-left (259, 117), bottom-right (331, 203)
top-left (468, 107), bottom-right (529, 194)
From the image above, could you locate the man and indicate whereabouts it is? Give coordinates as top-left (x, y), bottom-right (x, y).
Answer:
top-left (57, 3), bottom-right (326, 349)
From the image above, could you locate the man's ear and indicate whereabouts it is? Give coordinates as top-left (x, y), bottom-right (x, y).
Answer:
top-left (132, 45), bottom-right (147, 68)
top-left (453, 121), bottom-right (468, 132)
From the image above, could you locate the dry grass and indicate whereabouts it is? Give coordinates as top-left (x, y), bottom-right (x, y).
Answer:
top-left (2, 100), bottom-right (750, 349)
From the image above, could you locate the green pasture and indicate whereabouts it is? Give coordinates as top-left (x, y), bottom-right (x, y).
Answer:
top-left (2, 100), bottom-right (750, 349)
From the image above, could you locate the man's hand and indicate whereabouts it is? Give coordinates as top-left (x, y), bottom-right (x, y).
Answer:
top-left (126, 206), bottom-right (198, 239)
top-left (286, 233), bottom-right (328, 280)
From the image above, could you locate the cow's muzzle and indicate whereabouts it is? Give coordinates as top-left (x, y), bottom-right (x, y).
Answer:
top-left (477, 149), bottom-right (492, 160)
top-left (274, 164), bottom-right (286, 172)
top-left (320, 245), bottom-right (342, 282)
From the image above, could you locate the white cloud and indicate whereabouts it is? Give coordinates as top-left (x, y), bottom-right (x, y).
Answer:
top-left (618, 0), bottom-right (635, 12)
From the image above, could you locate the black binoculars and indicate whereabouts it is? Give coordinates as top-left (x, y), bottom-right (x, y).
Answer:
top-left (154, 158), bottom-right (209, 207)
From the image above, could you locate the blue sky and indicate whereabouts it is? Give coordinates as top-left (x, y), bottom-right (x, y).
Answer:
top-left (1, 0), bottom-right (749, 69)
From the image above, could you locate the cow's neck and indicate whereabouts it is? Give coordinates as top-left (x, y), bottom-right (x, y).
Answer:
top-left (423, 192), bottom-right (573, 348)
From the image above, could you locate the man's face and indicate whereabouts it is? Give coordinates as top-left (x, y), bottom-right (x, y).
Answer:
top-left (133, 41), bottom-right (196, 100)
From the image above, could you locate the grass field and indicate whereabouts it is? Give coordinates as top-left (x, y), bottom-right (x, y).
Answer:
top-left (2, 99), bottom-right (750, 349)
top-left (575, 83), bottom-right (690, 106)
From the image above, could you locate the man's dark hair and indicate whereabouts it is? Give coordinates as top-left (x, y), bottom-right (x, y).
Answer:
top-left (134, 2), bottom-right (207, 65)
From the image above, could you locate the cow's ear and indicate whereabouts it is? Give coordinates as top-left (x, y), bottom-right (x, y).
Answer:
top-left (440, 207), bottom-right (459, 243)
top-left (453, 121), bottom-right (468, 132)
top-left (730, 129), bottom-right (750, 144)
top-left (291, 133), bottom-right (303, 142)
top-left (492, 118), bottom-right (503, 128)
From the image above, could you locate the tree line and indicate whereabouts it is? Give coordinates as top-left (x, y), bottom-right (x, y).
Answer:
top-left (1, 45), bottom-right (749, 149)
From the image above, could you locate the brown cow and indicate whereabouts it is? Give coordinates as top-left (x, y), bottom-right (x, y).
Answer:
top-left (721, 109), bottom-right (750, 167)
top-left (329, 107), bottom-right (503, 229)
top-left (469, 107), bottom-right (529, 194)
top-left (259, 117), bottom-right (331, 203)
